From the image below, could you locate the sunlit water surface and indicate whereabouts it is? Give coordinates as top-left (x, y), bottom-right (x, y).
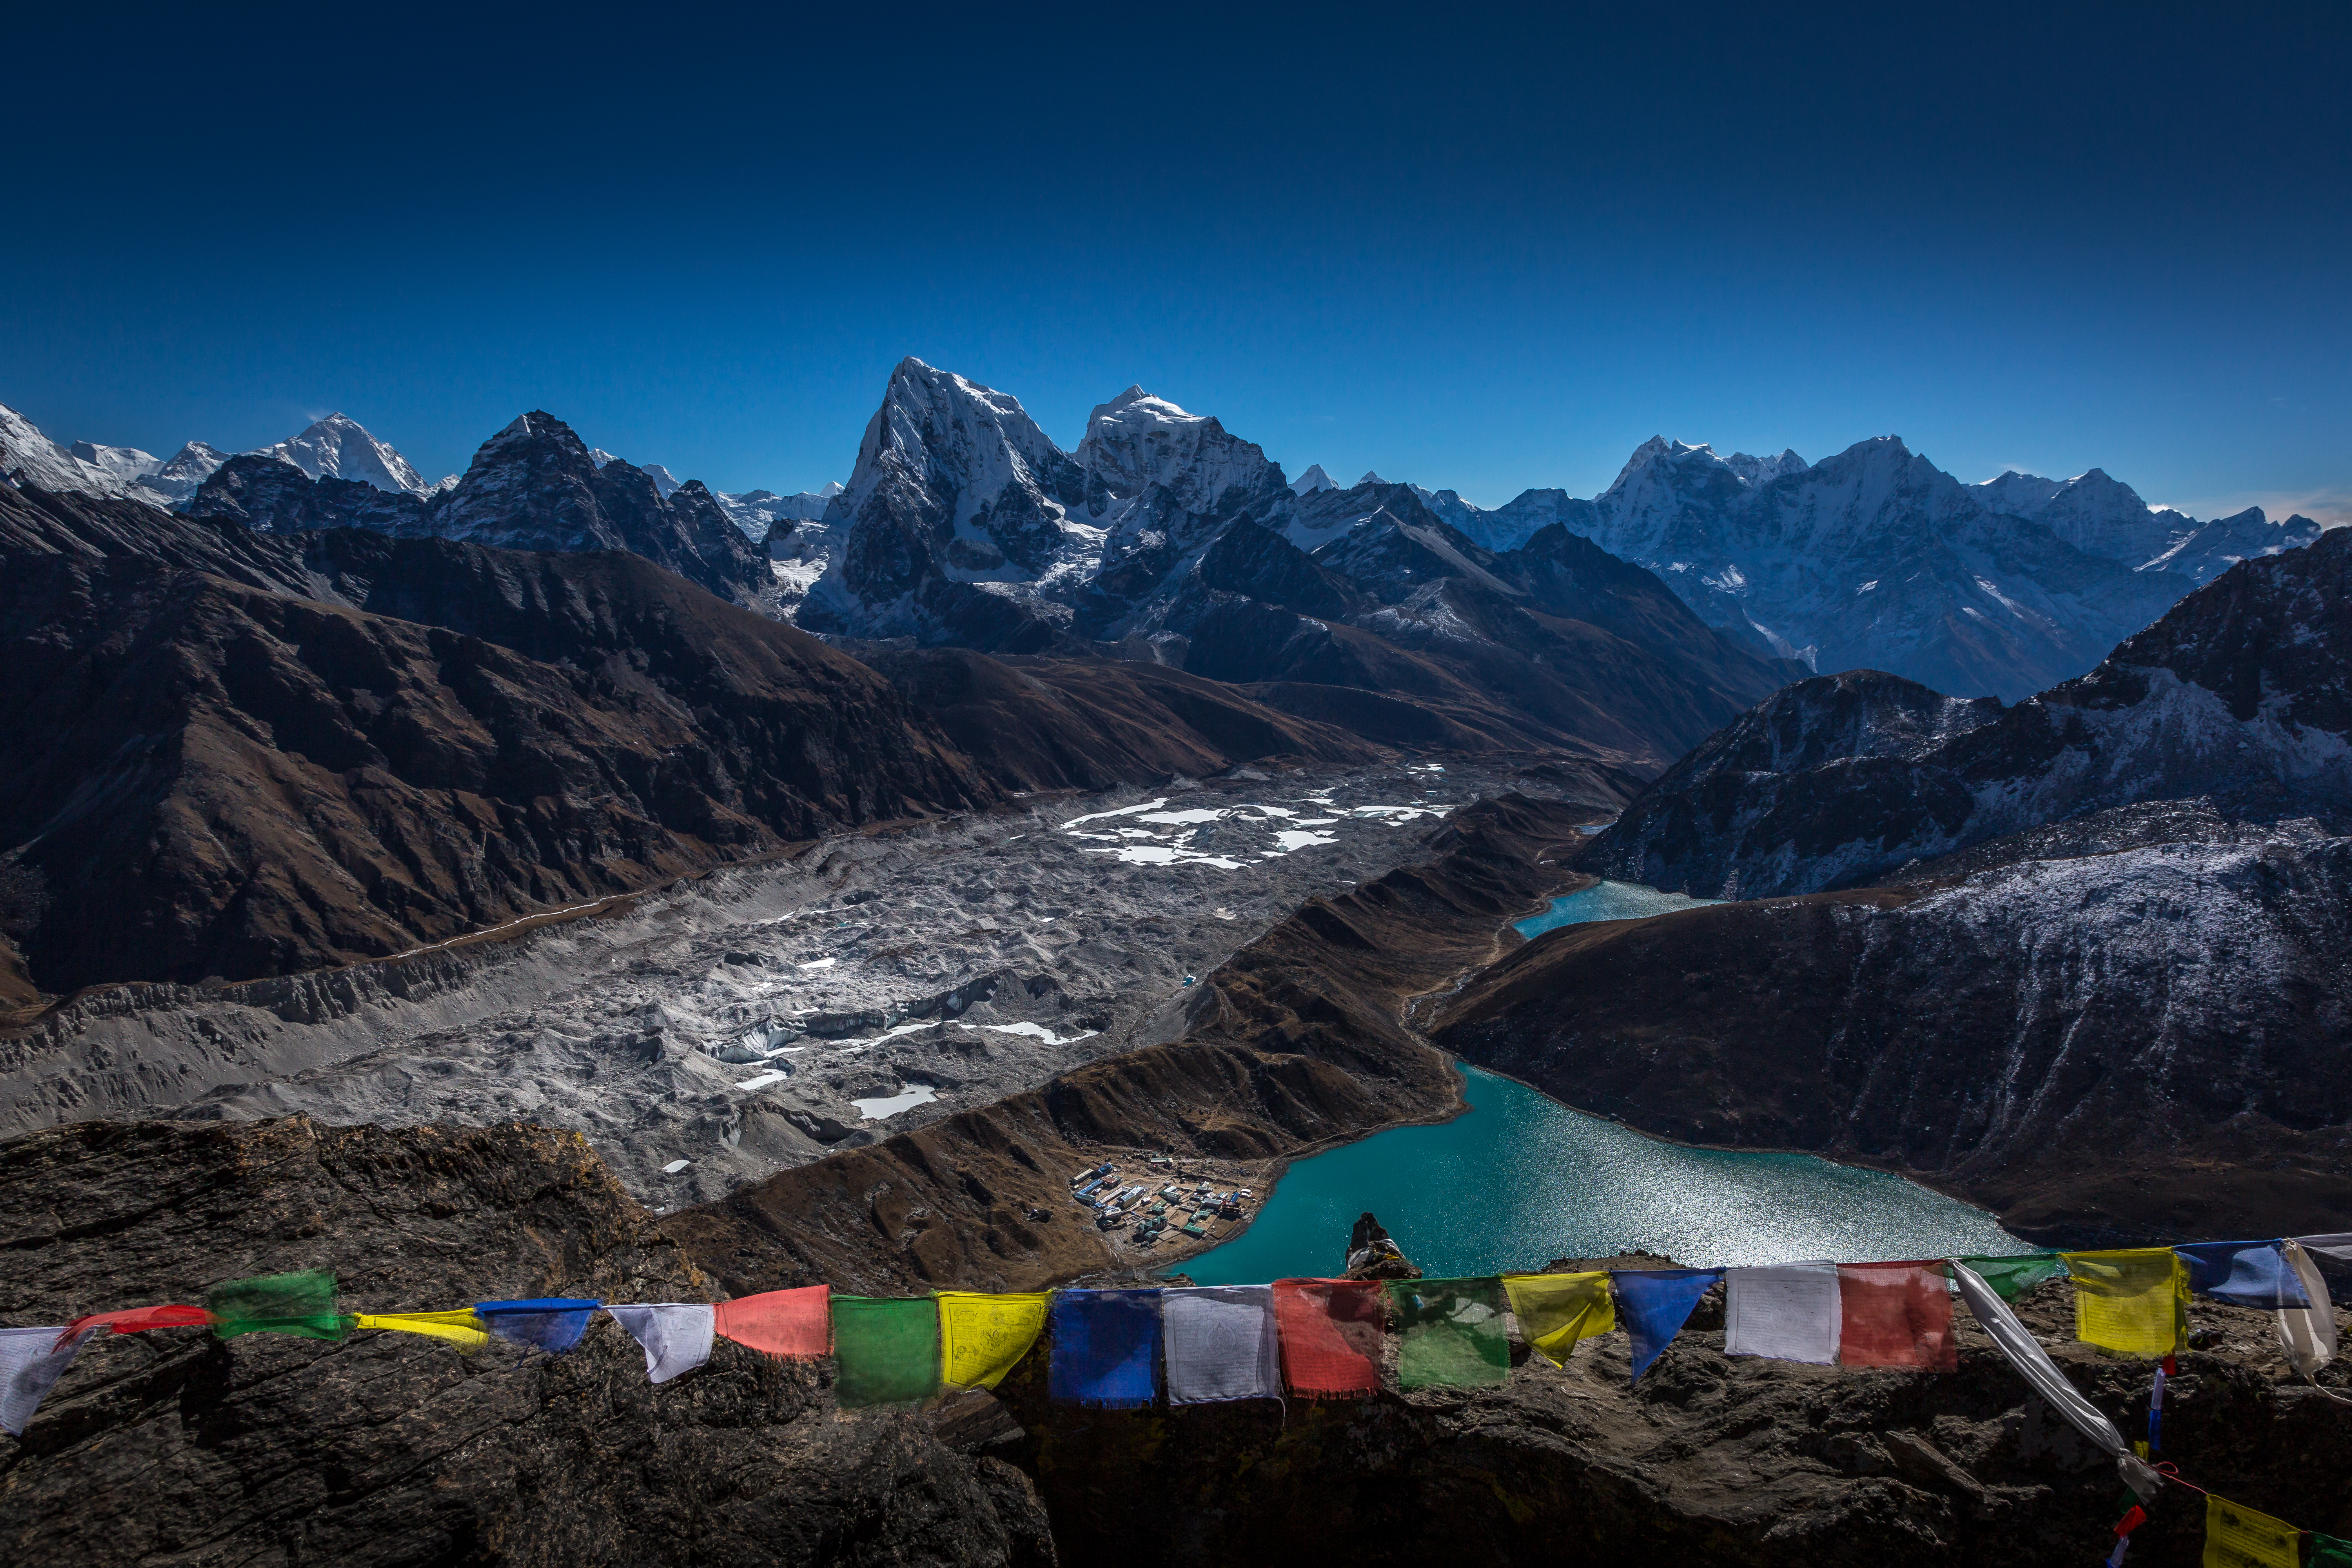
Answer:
top-left (1178, 880), bottom-right (2025, 1283)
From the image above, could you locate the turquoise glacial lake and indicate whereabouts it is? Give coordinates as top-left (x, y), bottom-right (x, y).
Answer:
top-left (1176, 881), bottom-right (2027, 1284)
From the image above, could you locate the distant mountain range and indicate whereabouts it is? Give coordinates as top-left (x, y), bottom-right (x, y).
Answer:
top-left (792, 359), bottom-right (2322, 700)
top-left (3, 366), bottom-right (2328, 707)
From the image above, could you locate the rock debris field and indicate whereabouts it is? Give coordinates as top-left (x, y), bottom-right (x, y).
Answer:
top-left (3, 762), bottom-right (1539, 1206)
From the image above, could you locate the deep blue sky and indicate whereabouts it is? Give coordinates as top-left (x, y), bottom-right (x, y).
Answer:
top-left (6, 2), bottom-right (2346, 519)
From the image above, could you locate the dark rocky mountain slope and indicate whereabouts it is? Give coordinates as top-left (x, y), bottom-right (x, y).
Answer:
top-left (1433, 841), bottom-right (2352, 1242)
top-left (1586, 525), bottom-right (2352, 900)
top-left (0, 485), bottom-right (993, 992)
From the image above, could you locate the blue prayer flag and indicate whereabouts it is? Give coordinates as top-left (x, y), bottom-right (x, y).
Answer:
top-left (2172, 1242), bottom-right (2310, 1310)
top-left (476, 1297), bottom-right (600, 1353)
top-left (1611, 1268), bottom-right (1723, 1382)
top-left (1049, 1288), bottom-right (1162, 1409)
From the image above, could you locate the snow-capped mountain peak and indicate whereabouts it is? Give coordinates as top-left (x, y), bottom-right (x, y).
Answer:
top-left (261, 413), bottom-right (429, 495)
top-left (68, 440), bottom-right (162, 486)
top-left (1291, 463), bottom-right (1339, 495)
top-left (1074, 383), bottom-right (1284, 518)
top-left (1355, 470), bottom-right (1387, 488)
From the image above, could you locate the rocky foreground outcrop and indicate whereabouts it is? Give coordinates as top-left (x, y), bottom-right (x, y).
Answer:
top-left (0, 1117), bottom-right (1053, 1566)
top-left (5, 1118), bottom-right (2343, 1567)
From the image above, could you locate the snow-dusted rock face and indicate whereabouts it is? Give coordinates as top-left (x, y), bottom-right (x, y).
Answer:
top-left (68, 440), bottom-right (162, 488)
top-left (1971, 466), bottom-right (2321, 583)
top-left (716, 481), bottom-right (841, 539)
top-left (1074, 385), bottom-right (1288, 520)
top-left (0, 402), bottom-right (164, 506)
top-left (800, 357), bottom-right (1094, 639)
top-left (429, 412), bottom-right (770, 600)
top-left (139, 441), bottom-right (231, 505)
top-left (262, 413), bottom-right (430, 495)
top-left (1585, 524), bottom-right (2352, 898)
top-left (187, 411), bottom-right (771, 604)
top-left (1441, 829), bottom-right (2352, 1241)
top-left (1565, 434), bottom-right (2193, 698)
top-left (1290, 463), bottom-right (1339, 495)
top-left (1548, 435), bottom-right (2326, 699)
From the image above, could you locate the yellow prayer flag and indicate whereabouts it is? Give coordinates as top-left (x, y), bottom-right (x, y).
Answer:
top-left (935, 1292), bottom-right (1050, 1390)
top-left (1501, 1272), bottom-right (1615, 1367)
top-left (2205, 1493), bottom-right (2301, 1568)
top-left (355, 1310), bottom-right (490, 1352)
top-left (2062, 1249), bottom-right (2189, 1356)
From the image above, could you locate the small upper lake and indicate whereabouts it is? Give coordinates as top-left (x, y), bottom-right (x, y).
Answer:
top-left (1513, 878), bottom-right (1724, 937)
top-left (1177, 880), bottom-right (2026, 1284)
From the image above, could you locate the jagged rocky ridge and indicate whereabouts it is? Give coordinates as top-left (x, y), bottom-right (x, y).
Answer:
top-left (1434, 438), bottom-right (2322, 699)
top-left (793, 360), bottom-right (1799, 767)
top-left (190, 410), bottom-right (772, 605)
top-left (1584, 525), bottom-right (2352, 900)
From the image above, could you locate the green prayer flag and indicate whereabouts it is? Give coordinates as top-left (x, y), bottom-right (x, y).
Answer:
top-left (2308, 1535), bottom-right (2352, 1567)
top-left (208, 1270), bottom-right (350, 1342)
top-left (1387, 1276), bottom-right (1509, 1390)
top-left (832, 1295), bottom-right (940, 1408)
top-left (1960, 1254), bottom-right (2065, 1302)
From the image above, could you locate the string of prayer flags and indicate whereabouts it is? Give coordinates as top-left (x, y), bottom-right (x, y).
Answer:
top-left (354, 1311), bottom-right (490, 1351)
top-left (2273, 1241), bottom-right (2337, 1379)
top-left (2064, 1250), bottom-right (2190, 1357)
top-left (475, 1298), bottom-right (599, 1354)
top-left (1613, 1267), bottom-right (1722, 1382)
top-left (1726, 1261), bottom-right (1840, 1365)
top-left (62, 1303), bottom-right (213, 1339)
top-left (1950, 1262), bottom-right (2163, 1501)
top-left (1272, 1278), bottom-right (1385, 1399)
top-left (1387, 1277), bottom-right (1510, 1390)
top-left (1047, 1289), bottom-right (1163, 1408)
top-left (1501, 1271), bottom-right (1613, 1368)
top-left (2203, 1493), bottom-right (2301, 1568)
top-left (211, 1271), bottom-right (350, 1342)
top-left (1959, 1253), bottom-right (2065, 1301)
top-left (604, 1305), bottom-right (714, 1384)
top-left (1, 1324), bottom-right (97, 1436)
top-left (712, 1285), bottom-right (830, 1360)
top-left (2174, 1242), bottom-right (2310, 1310)
top-left (831, 1296), bottom-right (939, 1408)
top-left (936, 1292), bottom-right (1049, 1391)
top-left (1162, 1285), bottom-right (1282, 1405)
top-left (1836, 1261), bottom-right (1957, 1371)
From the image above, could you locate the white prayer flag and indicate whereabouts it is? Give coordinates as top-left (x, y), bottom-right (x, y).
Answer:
top-left (2, 1325), bottom-right (96, 1436)
top-left (1952, 1261), bottom-right (2164, 1501)
top-left (1163, 1285), bottom-right (1282, 1404)
top-left (604, 1304), bottom-right (715, 1385)
top-left (2294, 1233), bottom-right (2352, 1265)
top-left (2274, 1241), bottom-right (2338, 1380)
top-left (1725, 1261), bottom-right (1840, 1365)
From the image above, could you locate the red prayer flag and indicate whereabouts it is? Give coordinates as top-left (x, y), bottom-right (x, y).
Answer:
top-left (713, 1285), bottom-right (831, 1359)
top-left (62, 1304), bottom-right (213, 1345)
top-left (1837, 1261), bottom-right (1957, 1370)
top-left (1272, 1278), bottom-right (1385, 1399)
